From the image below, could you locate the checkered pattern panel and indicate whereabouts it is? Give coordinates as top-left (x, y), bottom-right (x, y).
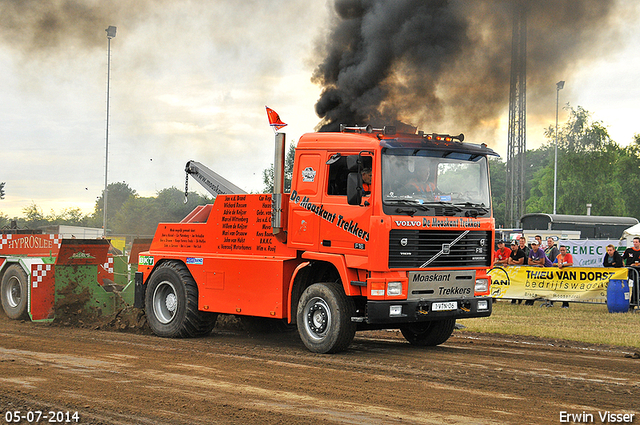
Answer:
top-left (32, 264), bottom-right (53, 288)
top-left (49, 234), bottom-right (62, 248)
top-left (104, 257), bottom-right (114, 274)
top-left (0, 234), bottom-right (13, 250)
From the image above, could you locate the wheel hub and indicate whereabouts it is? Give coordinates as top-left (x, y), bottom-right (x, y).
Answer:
top-left (165, 293), bottom-right (177, 312)
top-left (7, 277), bottom-right (22, 308)
top-left (307, 303), bottom-right (328, 333)
top-left (153, 281), bottom-right (178, 324)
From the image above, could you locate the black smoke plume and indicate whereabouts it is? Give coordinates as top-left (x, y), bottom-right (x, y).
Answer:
top-left (313, 0), bottom-right (624, 138)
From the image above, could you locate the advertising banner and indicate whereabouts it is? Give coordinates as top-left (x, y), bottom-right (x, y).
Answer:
top-left (0, 234), bottom-right (62, 257)
top-left (559, 239), bottom-right (623, 267)
top-left (489, 266), bottom-right (628, 303)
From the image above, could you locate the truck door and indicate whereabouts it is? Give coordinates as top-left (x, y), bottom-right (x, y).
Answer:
top-left (288, 152), bottom-right (322, 250)
top-left (319, 152), bottom-right (373, 257)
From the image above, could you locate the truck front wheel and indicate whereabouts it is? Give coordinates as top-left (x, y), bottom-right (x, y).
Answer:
top-left (400, 319), bottom-right (456, 346)
top-left (145, 262), bottom-right (217, 338)
top-left (1, 264), bottom-right (29, 320)
top-left (297, 283), bottom-right (356, 354)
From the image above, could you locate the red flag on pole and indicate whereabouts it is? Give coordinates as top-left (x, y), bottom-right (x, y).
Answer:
top-left (265, 106), bottom-right (287, 131)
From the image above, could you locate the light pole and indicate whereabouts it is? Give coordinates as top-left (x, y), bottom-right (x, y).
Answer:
top-left (104, 26), bottom-right (116, 237)
top-left (553, 80), bottom-right (564, 215)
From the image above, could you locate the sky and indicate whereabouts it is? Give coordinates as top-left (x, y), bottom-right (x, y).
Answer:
top-left (1, 0), bottom-right (640, 220)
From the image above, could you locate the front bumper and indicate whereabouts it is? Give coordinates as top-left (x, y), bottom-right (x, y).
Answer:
top-left (365, 296), bottom-right (492, 325)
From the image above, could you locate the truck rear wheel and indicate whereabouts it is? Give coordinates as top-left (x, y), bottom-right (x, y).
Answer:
top-left (1, 264), bottom-right (29, 320)
top-left (400, 319), bottom-right (456, 347)
top-left (297, 282), bottom-right (356, 354)
top-left (145, 261), bottom-right (217, 338)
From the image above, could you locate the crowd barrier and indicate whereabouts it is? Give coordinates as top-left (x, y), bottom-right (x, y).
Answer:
top-left (488, 266), bottom-right (638, 310)
top-left (627, 267), bottom-right (640, 308)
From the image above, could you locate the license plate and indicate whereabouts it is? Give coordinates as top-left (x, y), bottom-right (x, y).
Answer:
top-left (432, 301), bottom-right (457, 311)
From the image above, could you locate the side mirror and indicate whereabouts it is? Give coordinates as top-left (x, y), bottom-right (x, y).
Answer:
top-left (346, 155), bottom-right (361, 172)
top-left (347, 173), bottom-right (362, 205)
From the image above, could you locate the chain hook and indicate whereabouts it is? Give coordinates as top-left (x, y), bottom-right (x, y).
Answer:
top-left (184, 171), bottom-right (189, 204)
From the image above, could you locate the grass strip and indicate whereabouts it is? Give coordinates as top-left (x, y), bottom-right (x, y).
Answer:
top-left (459, 300), bottom-right (640, 349)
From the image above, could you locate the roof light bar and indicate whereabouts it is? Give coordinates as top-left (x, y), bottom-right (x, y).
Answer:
top-left (423, 133), bottom-right (465, 143)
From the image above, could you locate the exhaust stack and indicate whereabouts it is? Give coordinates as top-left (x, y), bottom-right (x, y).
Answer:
top-left (271, 132), bottom-right (286, 242)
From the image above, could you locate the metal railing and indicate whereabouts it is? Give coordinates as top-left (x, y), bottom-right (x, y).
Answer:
top-left (626, 267), bottom-right (639, 309)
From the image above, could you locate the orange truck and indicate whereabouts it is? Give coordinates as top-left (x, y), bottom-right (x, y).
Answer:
top-left (135, 125), bottom-right (497, 353)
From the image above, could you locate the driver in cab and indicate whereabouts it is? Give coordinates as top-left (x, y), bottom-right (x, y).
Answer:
top-left (406, 165), bottom-right (435, 196)
top-left (361, 167), bottom-right (372, 196)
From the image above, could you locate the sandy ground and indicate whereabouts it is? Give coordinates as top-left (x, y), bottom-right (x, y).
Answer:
top-left (1, 308), bottom-right (639, 425)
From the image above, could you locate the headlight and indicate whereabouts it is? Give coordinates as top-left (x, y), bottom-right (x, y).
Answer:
top-left (475, 278), bottom-right (489, 293)
top-left (387, 281), bottom-right (403, 296)
top-left (477, 300), bottom-right (489, 310)
top-left (389, 305), bottom-right (403, 316)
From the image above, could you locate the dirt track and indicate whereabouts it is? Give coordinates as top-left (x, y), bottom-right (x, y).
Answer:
top-left (1, 308), bottom-right (639, 425)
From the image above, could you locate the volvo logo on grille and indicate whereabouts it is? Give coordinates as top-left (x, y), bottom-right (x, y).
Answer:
top-left (479, 238), bottom-right (487, 247)
top-left (442, 243), bottom-right (451, 254)
top-left (400, 238), bottom-right (408, 247)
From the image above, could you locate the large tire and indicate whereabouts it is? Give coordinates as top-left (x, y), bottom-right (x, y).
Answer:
top-left (1, 264), bottom-right (29, 320)
top-left (144, 262), bottom-right (217, 338)
top-left (400, 319), bottom-right (456, 347)
top-left (297, 282), bottom-right (356, 354)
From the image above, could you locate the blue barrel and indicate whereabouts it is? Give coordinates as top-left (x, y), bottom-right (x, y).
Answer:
top-left (607, 279), bottom-right (630, 313)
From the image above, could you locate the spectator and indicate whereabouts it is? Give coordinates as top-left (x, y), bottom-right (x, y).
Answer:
top-left (545, 237), bottom-right (559, 263)
top-left (508, 241), bottom-right (525, 266)
top-left (518, 237), bottom-right (530, 265)
top-left (529, 240), bottom-right (552, 267)
top-left (507, 241), bottom-right (525, 304)
top-left (622, 237), bottom-right (640, 267)
top-left (603, 244), bottom-right (624, 268)
top-left (494, 240), bottom-right (511, 266)
top-left (535, 235), bottom-right (543, 246)
top-left (552, 245), bottom-right (573, 269)
top-left (523, 240), bottom-right (551, 306)
top-left (552, 245), bottom-right (573, 308)
top-left (547, 245), bottom-right (573, 308)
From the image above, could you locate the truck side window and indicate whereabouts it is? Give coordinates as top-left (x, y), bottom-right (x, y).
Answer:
top-left (327, 155), bottom-right (373, 196)
top-left (327, 156), bottom-right (349, 196)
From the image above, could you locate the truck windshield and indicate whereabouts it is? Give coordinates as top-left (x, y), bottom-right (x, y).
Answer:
top-left (382, 149), bottom-right (491, 213)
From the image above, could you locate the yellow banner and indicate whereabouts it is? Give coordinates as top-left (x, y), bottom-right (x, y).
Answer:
top-left (110, 236), bottom-right (126, 253)
top-left (488, 266), bottom-right (629, 303)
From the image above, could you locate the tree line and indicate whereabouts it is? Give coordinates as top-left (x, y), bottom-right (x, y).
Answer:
top-left (0, 183), bottom-right (212, 237)
top-left (491, 105), bottom-right (640, 228)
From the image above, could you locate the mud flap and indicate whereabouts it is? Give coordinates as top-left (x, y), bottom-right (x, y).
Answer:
top-left (134, 271), bottom-right (145, 309)
top-left (30, 262), bottom-right (56, 321)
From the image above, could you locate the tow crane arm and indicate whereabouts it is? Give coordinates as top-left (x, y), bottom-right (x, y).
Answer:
top-left (184, 160), bottom-right (246, 201)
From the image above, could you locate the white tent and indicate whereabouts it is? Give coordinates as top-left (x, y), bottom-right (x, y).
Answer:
top-left (621, 223), bottom-right (640, 244)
